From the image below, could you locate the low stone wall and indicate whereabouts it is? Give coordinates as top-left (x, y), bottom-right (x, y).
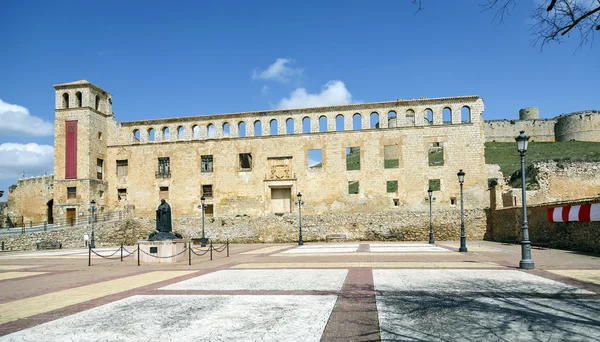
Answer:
top-left (0, 209), bottom-right (487, 251)
top-left (487, 200), bottom-right (600, 254)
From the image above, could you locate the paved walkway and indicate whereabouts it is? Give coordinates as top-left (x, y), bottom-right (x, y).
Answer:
top-left (0, 241), bottom-right (598, 341)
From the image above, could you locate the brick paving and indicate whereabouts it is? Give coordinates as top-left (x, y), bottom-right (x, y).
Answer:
top-left (0, 240), bottom-right (598, 341)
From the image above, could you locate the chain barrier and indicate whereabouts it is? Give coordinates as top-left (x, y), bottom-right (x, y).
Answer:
top-left (212, 243), bottom-right (228, 253)
top-left (191, 247), bottom-right (211, 256)
top-left (139, 247), bottom-right (189, 259)
top-left (90, 248), bottom-right (125, 260)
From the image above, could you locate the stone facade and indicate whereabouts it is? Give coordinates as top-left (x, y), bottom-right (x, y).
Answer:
top-left (5, 175), bottom-right (54, 226)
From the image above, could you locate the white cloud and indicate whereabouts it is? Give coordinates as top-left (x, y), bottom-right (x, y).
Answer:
top-left (275, 80), bottom-right (355, 109)
top-left (261, 85), bottom-right (270, 95)
top-left (252, 58), bottom-right (303, 82)
top-left (0, 143), bottom-right (54, 180)
top-left (0, 99), bottom-right (53, 137)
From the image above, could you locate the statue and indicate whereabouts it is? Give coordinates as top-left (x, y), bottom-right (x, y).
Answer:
top-left (148, 199), bottom-right (182, 241)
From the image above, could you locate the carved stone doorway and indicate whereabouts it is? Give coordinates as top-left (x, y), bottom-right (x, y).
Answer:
top-left (271, 187), bottom-right (291, 214)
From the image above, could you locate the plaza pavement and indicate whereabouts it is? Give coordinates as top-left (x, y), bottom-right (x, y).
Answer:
top-left (0, 240), bottom-right (598, 341)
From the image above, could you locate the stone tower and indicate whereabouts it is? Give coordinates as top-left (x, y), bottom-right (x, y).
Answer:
top-left (519, 107), bottom-right (539, 120)
top-left (52, 80), bottom-right (113, 225)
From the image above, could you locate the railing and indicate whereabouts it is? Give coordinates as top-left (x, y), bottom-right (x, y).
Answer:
top-left (155, 171), bottom-right (171, 178)
top-left (0, 210), bottom-right (124, 236)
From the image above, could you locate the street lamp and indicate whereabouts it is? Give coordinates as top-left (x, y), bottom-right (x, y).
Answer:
top-left (457, 170), bottom-right (467, 252)
top-left (516, 131), bottom-right (534, 269)
top-left (426, 188), bottom-right (434, 244)
top-left (88, 200), bottom-right (96, 248)
top-left (295, 192), bottom-right (305, 246)
top-left (200, 196), bottom-right (206, 247)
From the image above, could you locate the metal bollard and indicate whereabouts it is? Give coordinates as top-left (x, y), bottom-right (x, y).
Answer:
top-left (188, 244), bottom-right (192, 266)
top-left (88, 246), bottom-right (91, 267)
top-left (210, 242), bottom-right (213, 261)
top-left (2, 241), bottom-right (4, 251)
top-left (227, 238), bottom-right (229, 257)
top-left (44, 221), bottom-right (47, 232)
top-left (120, 243), bottom-right (123, 262)
top-left (137, 244), bottom-right (140, 266)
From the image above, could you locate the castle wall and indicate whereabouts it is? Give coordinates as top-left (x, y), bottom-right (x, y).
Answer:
top-left (5, 175), bottom-right (54, 225)
top-left (484, 119), bottom-right (556, 142)
top-left (554, 110), bottom-right (600, 142)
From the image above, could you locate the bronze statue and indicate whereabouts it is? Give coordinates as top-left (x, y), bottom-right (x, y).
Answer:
top-left (148, 199), bottom-right (181, 241)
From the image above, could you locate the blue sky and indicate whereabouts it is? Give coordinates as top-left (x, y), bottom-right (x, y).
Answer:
top-left (0, 0), bottom-right (598, 197)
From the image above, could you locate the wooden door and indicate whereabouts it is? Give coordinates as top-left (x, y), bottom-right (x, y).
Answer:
top-left (66, 208), bottom-right (76, 226)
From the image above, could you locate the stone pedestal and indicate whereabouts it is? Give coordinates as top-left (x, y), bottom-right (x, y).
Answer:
top-left (138, 240), bottom-right (187, 264)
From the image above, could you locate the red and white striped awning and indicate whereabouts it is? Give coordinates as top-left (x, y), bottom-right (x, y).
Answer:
top-left (547, 204), bottom-right (600, 222)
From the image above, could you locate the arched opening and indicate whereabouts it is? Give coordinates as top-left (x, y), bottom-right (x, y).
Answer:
top-left (223, 122), bottom-right (231, 137)
top-left (133, 129), bottom-right (141, 142)
top-left (47, 199), bottom-right (54, 224)
top-left (302, 117), bottom-right (311, 133)
top-left (319, 116), bottom-right (328, 132)
top-left (461, 106), bottom-right (471, 123)
top-left (207, 124), bottom-right (215, 138)
top-left (162, 127), bottom-right (170, 140)
top-left (286, 118), bottom-right (294, 134)
top-left (335, 114), bottom-right (345, 131)
top-left (238, 122), bottom-right (246, 137)
top-left (254, 120), bottom-right (262, 136)
top-left (148, 128), bottom-right (155, 141)
top-left (370, 112), bottom-right (379, 129)
top-left (352, 113), bottom-right (362, 130)
top-left (76, 92), bottom-right (82, 107)
top-left (405, 109), bottom-right (415, 126)
top-left (95, 95), bottom-right (100, 110)
top-left (425, 108), bottom-right (433, 125)
top-left (177, 126), bottom-right (185, 139)
top-left (270, 119), bottom-right (278, 135)
top-left (192, 125), bottom-right (199, 139)
top-left (62, 93), bottom-right (69, 108)
top-left (443, 107), bottom-right (452, 123)
top-left (388, 111), bottom-right (397, 128)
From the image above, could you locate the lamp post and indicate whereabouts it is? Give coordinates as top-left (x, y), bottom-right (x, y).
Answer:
top-left (200, 196), bottom-right (206, 247)
top-left (89, 200), bottom-right (96, 248)
top-left (516, 131), bottom-right (534, 269)
top-left (427, 188), bottom-right (434, 244)
top-left (295, 192), bottom-right (305, 246)
top-left (457, 170), bottom-right (467, 252)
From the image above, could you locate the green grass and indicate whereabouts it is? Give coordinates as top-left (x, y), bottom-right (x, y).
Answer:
top-left (428, 148), bottom-right (444, 166)
top-left (348, 181), bottom-right (359, 194)
top-left (387, 180), bottom-right (398, 193)
top-left (384, 159), bottom-right (399, 169)
top-left (346, 151), bottom-right (361, 171)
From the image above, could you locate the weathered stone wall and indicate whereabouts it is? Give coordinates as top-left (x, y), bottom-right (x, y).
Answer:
top-left (555, 110), bottom-right (600, 142)
top-left (484, 119), bottom-right (556, 142)
top-left (5, 175), bottom-right (54, 225)
top-left (487, 199), bottom-right (600, 254)
top-left (0, 209), bottom-right (487, 251)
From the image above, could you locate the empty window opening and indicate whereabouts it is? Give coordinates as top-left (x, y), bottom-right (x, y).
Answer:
top-left (336, 114), bottom-right (345, 131)
top-left (118, 188), bottom-right (127, 201)
top-left (388, 111), bottom-right (397, 128)
top-left (238, 122), bottom-right (246, 137)
top-left (428, 142), bottom-right (444, 166)
top-left (443, 107), bottom-right (452, 123)
top-left (162, 127), bottom-right (170, 140)
top-left (461, 106), bottom-right (471, 123)
top-left (270, 119), bottom-right (278, 135)
top-left (207, 124), bottom-right (215, 138)
top-left (67, 187), bottom-right (76, 199)
top-left (384, 144), bottom-right (399, 169)
top-left (116, 160), bottom-right (128, 177)
top-left (159, 186), bottom-right (169, 200)
top-left (201, 155), bottom-right (213, 173)
top-left (302, 117), bottom-right (311, 133)
top-left (192, 125), bottom-right (200, 139)
top-left (429, 179), bottom-right (441, 191)
top-left (405, 109), bottom-right (415, 126)
top-left (177, 126), bottom-right (185, 139)
top-left (95, 95), bottom-right (100, 110)
top-left (393, 198), bottom-right (399, 207)
top-left (133, 129), bottom-right (140, 142)
top-left (348, 181), bottom-right (359, 194)
top-left (157, 157), bottom-right (170, 178)
top-left (286, 118), bottom-right (294, 134)
top-left (202, 184), bottom-right (213, 198)
top-left (308, 149), bottom-right (323, 169)
top-left (239, 153), bottom-right (252, 171)
top-left (97, 132), bottom-right (102, 140)
top-left (76, 92), bottom-right (82, 107)
top-left (254, 120), bottom-right (262, 137)
top-left (370, 112), bottom-right (379, 129)
top-left (387, 180), bottom-right (398, 193)
top-left (352, 113), bottom-right (362, 130)
top-left (223, 122), bottom-right (231, 137)
top-left (319, 115), bottom-right (328, 132)
top-left (148, 128), bottom-right (155, 141)
top-left (205, 204), bottom-right (214, 217)
top-left (96, 159), bottom-right (104, 179)
top-left (346, 147), bottom-right (360, 171)
top-left (450, 197), bottom-right (457, 206)
top-left (62, 93), bottom-right (69, 108)
top-left (425, 108), bottom-right (433, 125)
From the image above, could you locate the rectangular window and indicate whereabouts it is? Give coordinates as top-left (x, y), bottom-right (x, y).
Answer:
top-left (346, 147), bottom-right (360, 171)
top-left (428, 142), bottom-right (444, 166)
top-left (96, 159), bottom-right (104, 180)
top-left (308, 149), bottom-right (323, 169)
top-left (387, 180), bottom-right (398, 193)
top-left (159, 186), bottom-right (169, 200)
top-left (348, 181), bottom-right (359, 194)
top-left (65, 120), bottom-right (77, 179)
top-left (157, 157), bottom-right (170, 178)
top-left (201, 155), bottom-right (213, 173)
top-left (429, 179), bottom-right (441, 191)
top-left (384, 144), bottom-right (399, 169)
top-left (239, 153), bottom-right (252, 171)
top-left (116, 160), bottom-right (128, 177)
top-left (202, 184), bottom-right (213, 198)
top-left (67, 187), bottom-right (76, 199)
top-left (118, 188), bottom-right (127, 201)
top-left (205, 204), bottom-right (214, 217)
top-left (450, 197), bottom-right (456, 206)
